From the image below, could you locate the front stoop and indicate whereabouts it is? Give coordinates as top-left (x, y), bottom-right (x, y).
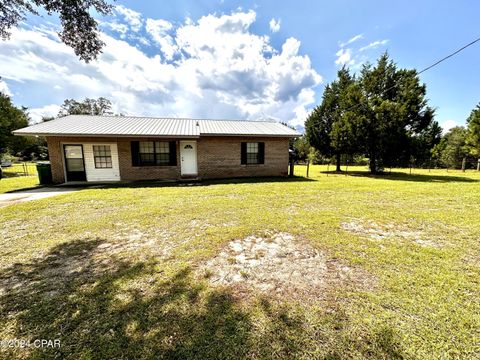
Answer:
top-left (179, 175), bottom-right (201, 183)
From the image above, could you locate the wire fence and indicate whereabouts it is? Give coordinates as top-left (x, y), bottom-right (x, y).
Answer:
top-left (1, 162), bottom-right (38, 178)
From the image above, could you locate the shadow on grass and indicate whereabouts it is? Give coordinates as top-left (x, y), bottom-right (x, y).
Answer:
top-left (56, 175), bottom-right (316, 190)
top-left (0, 238), bottom-right (406, 359)
top-left (320, 170), bottom-right (478, 183)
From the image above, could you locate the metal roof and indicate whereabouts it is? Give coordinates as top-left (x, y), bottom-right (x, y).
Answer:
top-left (13, 115), bottom-right (300, 138)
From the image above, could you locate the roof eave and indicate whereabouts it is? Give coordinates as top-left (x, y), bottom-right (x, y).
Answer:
top-left (199, 133), bottom-right (301, 138)
top-left (12, 132), bottom-right (201, 139)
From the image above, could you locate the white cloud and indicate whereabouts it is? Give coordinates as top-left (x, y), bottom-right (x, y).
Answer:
top-left (28, 104), bottom-right (61, 123)
top-left (0, 9), bottom-right (322, 127)
top-left (0, 79), bottom-right (12, 96)
top-left (102, 21), bottom-right (129, 36)
top-left (359, 39), bottom-right (389, 52)
top-left (115, 5), bottom-right (142, 32)
top-left (441, 119), bottom-right (459, 134)
top-left (269, 18), bottom-right (281, 33)
top-left (340, 33), bottom-right (363, 47)
top-left (145, 19), bottom-right (177, 60)
top-left (335, 48), bottom-right (355, 66)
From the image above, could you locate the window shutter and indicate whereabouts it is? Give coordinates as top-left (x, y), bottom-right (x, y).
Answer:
top-left (241, 142), bottom-right (247, 164)
top-left (169, 141), bottom-right (177, 166)
top-left (258, 142), bottom-right (265, 164)
top-left (131, 141), bottom-right (140, 166)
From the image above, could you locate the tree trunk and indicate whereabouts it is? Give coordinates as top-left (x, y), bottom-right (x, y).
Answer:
top-left (461, 157), bottom-right (466, 172)
top-left (336, 153), bottom-right (341, 172)
top-left (477, 158), bottom-right (480, 171)
top-left (369, 153), bottom-right (377, 174)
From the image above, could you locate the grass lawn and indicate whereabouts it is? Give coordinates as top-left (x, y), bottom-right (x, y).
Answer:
top-left (0, 163), bottom-right (39, 193)
top-left (0, 166), bottom-right (479, 359)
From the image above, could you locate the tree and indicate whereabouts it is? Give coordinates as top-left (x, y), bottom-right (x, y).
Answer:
top-left (58, 97), bottom-right (113, 116)
top-left (356, 53), bottom-right (435, 173)
top-left (465, 103), bottom-right (480, 170)
top-left (432, 127), bottom-right (469, 169)
top-left (292, 136), bottom-right (310, 162)
top-left (0, 91), bottom-right (29, 155)
top-left (0, 0), bottom-right (112, 62)
top-left (305, 67), bottom-right (357, 171)
top-left (410, 120), bottom-right (442, 167)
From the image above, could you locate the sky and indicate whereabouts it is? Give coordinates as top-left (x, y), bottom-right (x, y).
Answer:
top-left (0, 0), bottom-right (479, 132)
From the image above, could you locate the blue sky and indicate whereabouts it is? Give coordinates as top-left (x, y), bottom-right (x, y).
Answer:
top-left (0, 0), bottom-right (479, 131)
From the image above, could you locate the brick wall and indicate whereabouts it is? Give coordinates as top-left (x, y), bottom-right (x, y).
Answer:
top-left (46, 136), bottom-right (289, 183)
top-left (198, 136), bottom-right (289, 179)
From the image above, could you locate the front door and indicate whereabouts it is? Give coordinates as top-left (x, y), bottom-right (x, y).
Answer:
top-left (64, 145), bottom-right (86, 181)
top-left (180, 141), bottom-right (198, 175)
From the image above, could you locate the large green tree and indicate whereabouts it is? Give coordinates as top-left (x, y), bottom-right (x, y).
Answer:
top-left (58, 97), bottom-right (113, 116)
top-left (356, 53), bottom-right (435, 173)
top-left (0, 0), bottom-right (112, 62)
top-left (465, 103), bottom-right (480, 170)
top-left (0, 91), bottom-right (29, 155)
top-left (305, 67), bottom-right (357, 171)
top-left (410, 120), bottom-right (442, 167)
top-left (432, 127), bottom-right (470, 169)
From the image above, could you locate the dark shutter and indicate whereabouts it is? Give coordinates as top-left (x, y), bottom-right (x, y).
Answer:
top-left (169, 141), bottom-right (177, 166)
top-left (258, 142), bottom-right (265, 164)
top-left (241, 142), bottom-right (247, 164)
top-left (131, 141), bottom-right (140, 166)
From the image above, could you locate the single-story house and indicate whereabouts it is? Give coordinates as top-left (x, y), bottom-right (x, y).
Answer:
top-left (14, 115), bottom-right (300, 183)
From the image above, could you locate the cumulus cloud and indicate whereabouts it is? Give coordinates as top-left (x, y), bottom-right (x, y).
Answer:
top-left (115, 5), bottom-right (142, 32)
top-left (441, 119), bottom-right (459, 134)
top-left (269, 18), bottom-right (281, 32)
top-left (28, 104), bottom-right (62, 123)
top-left (359, 39), bottom-right (389, 52)
top-left (145, 19), bottom-right (177, 60)
top-left (0, 79), bottom-right (12, 96)
top-left (0, 9), bottom-right (322, 126)
top-left (335, 48), bottom-right (354, 66)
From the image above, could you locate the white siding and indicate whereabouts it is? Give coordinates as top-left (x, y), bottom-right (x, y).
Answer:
top-left (83, 143), bottom-right (120, 182)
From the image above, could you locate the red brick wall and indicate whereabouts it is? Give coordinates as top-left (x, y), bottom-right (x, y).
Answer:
top-left (198, 136), bottom-right (289, 179)
top-left (46, 136), bottom-right (289, 183)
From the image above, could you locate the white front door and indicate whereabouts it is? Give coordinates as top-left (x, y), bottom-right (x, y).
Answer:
top-left (180, 141), bottom-right (198, 175)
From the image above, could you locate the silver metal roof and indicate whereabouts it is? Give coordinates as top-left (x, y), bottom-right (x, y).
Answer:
top-left (13, 115), bottom-right (300, 138)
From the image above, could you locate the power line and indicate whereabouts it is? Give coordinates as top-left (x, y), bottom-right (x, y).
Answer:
top-left (418, 36), bottom-right (480, 74)
top-left (339, 35), bottom-right (480, 113)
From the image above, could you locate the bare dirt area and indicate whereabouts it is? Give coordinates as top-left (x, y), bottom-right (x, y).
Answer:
top-left (341, 219), bottom-right (447, 248)
top-left (198, 232), bottom-right (374, 301)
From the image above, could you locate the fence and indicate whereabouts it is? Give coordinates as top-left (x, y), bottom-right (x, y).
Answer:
top-left (2, 162), bottom-right (37, 178)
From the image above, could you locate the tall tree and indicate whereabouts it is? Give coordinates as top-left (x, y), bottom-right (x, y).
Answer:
top-left (0, 0), bottom-right (112, 62)
top-left (432, 127), bottom-right (469, 169)
top-left (58, 97), bottom-right (113, 116)
top-left (0, 91), bottom-right (29, 155)
top-left (305, 67), bottom-right (357, 171)
top-left (410, 120), bottom-right (442, 167)
top-left (465, 103), bottom-right (480, 170)
top-left (357, 53), bottom-right (435, 173)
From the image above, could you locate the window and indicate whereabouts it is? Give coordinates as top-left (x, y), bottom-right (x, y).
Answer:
top-left (139, 141), bottom-right (155, 165)
top-left (132, 141), bottom-right (176, 166)
top-left (241, 142), bottom-right (265, 165)
top-left (93, 145), bottom-right (112, 168)
top-left (246, 142), bottom-right (259, 164)
top-left (155, 141), bottom-right (170, 165)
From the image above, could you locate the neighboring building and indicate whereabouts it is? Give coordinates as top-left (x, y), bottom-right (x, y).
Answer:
top-left (14, 115), bottom-right (299, 183)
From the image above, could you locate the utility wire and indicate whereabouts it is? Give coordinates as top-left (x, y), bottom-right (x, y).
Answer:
top-left (339, 36), bottom-right (480, 113)
top-left (418, 36), bottom-right (480, 74)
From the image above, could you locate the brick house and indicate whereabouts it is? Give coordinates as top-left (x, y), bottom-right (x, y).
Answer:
top-left (14, 115), bottom-right (299, 183)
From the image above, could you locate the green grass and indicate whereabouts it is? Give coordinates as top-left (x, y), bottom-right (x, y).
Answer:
top-left (0, 166), bottom-right (479, 359)
top-left (0, 163), bottom-right (39, 193)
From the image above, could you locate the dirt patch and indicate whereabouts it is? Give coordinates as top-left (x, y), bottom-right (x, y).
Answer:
top-left (198, 233), bottom-right (374, 301)
top-left (341, 219), bottom-right (444, 248)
